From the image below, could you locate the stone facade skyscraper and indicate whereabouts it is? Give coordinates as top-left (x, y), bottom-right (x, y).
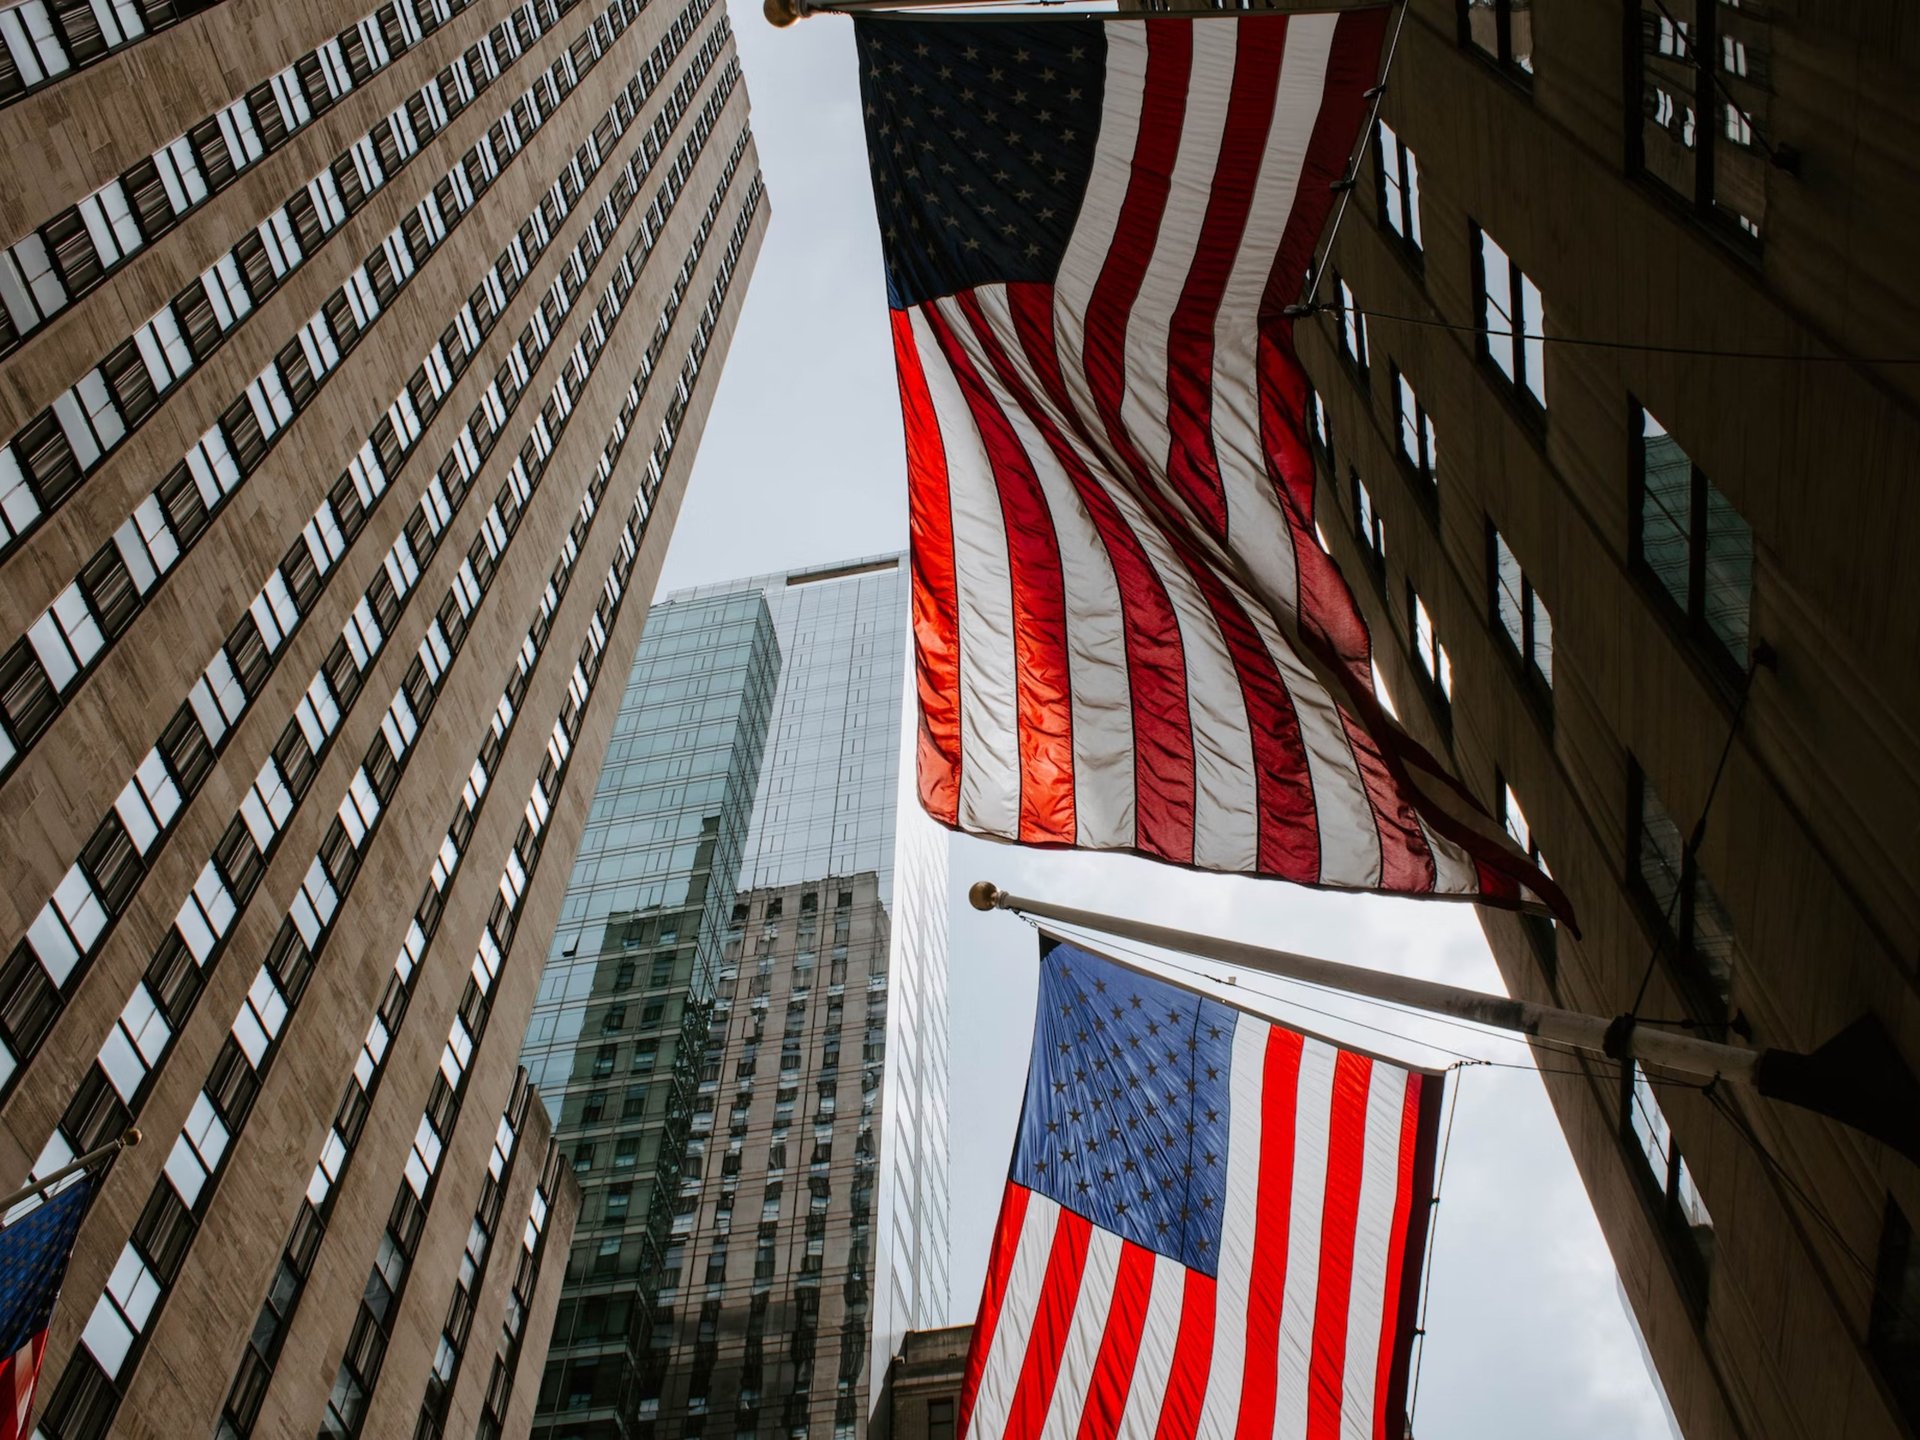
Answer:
top-left (0, 1), bottom-right (767, 1434)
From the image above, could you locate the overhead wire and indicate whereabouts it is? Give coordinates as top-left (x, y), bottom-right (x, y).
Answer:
top-left (1407, 1061), bottom-right (1465, 1426)
top-left (1020, 913), bottom-right (1715, 1090)
top-left (1299, 302), bottom-right (1920, 365)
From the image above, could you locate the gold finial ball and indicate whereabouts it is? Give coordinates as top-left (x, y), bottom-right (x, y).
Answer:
top-left (124, 1126), bottom-right (142, 1147)
top-left (764, 0), bottom-right (802, 27)
top-left (968, 881), bottom-right (1001, 913)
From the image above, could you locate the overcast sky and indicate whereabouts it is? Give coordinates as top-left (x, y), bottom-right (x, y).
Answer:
top-left (655, 9), bottom-right (1678, 1437)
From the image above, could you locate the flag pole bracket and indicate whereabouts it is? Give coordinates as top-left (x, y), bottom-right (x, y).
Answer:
top-left (0, 1128), bottom-right (141, 1219)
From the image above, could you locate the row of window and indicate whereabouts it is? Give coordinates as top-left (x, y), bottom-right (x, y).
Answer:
top-left (0, 0), bottom-right (658, 759)
top-left (508, 184), bottom-right (770, 1411)
top-left (1340, 123), bottom-right (1754, 684)
top-left (0, 7), bottom-right (737, 1101)
top-left (1459, 0), bottom-right (1770, 241)
top-left (248, 156), bottom-right (763, 1440)
top-left (0, 0), bottom-right (498, 361)
top-left (326, 179), bottom-right (762, 1432)
top-left (0, 0), bottom-right (220, 110)
top-left (15, 57), bottom-right (743, 1368)
top-left (472, 1140), bottom-right (565, 1438)
top-left (416, 1075), bottom-right (554, 1436)
top-left (42, 156), bottom-right (762, 1440)
top-left (1339, 458), bottom-right (1551, 719)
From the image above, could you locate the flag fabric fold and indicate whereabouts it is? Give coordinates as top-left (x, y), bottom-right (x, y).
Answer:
top-left (0, 1175), bottom-right (95, 1440)
top-left (856, 9), bottom-right (1573, 922)
top-left (959, 938), bottom-right (1442, 1440)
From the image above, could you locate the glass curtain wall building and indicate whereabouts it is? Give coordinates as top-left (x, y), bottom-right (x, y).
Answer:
top-left (524, 589), bottom-right (781, 1431)
top-left (529, 553), bottom-right (951, 1439)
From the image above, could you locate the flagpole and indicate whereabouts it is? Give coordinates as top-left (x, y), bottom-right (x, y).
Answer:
top-left (0, 1129), bottom-right (140, 1217)
top-left (969, 881), bottom-right (1920, 1161)
top-left (969, 882), bottom-right (1759, 1079)
top-left (975, 878), bottom-right (1706, 1070)
top-left (764, 0), bottom-right (1384, 27)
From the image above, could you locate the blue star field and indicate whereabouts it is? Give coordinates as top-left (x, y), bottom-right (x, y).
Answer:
top-left (854, 16), bottom-right (1107, 309)
top-left (1011, 939), bottom-right (1240, 1277)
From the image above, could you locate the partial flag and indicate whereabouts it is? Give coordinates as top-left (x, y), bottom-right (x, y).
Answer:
top-left (960, 938), bottom-right (1441, 1440)
top-left (0, 1175), bottom-right (95, 1440)
top-left (856, 10), bottom-right (1572, 920)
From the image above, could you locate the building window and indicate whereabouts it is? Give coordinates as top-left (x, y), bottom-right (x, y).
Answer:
top-left (1333, 276), bottom-right (1368, 381)
top-left (1499, 779), bottom-right (1546, 875)
top-left (1870, 1198), bottom-right (1920, 1429)
top-left (1629, 762), bottom-right (1739, 1022)
top-left (1629, 1), bottom-right (1770, 241)
top-left (1488, 524), bottom-right (1552, 691)
top-left (1409, 587), bottom-right (1451, 712)
top-left (1375, 121), bottom-right (1422, 255)
top-left (1497, 774), bottom-right (1556, 979)
top-left (1351, 472), bottom-right (1385, 571)
top-left (1631, 405), bottom-right (1751, 674)
top-left (1392, 366), bottom-right (1436, 491)
top-left (1460, 0), bottom-right (1533, 78)
top-left (1473, 227), bottom-right (1546, 412)
top-left (1307, 385), bottom-right (1334, 472)
top-left (1622, 1061), bottom-right (1715, 1311)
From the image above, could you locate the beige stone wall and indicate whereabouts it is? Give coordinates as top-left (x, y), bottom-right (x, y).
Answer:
top-left (0, 0), bottom-right (765, 1432)
top-left (1299, 3), bottom-right (1920, 1437)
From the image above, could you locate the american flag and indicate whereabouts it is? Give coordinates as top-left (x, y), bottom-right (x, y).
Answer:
top-left (858, 10), bottom-right (1571, 919)
top-left (961, 939), bottom-right (1441, 1440)
top-left (0, 1175), bottom-right (94, 1440)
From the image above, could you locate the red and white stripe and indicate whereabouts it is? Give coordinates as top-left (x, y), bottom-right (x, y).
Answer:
top-left (1, 1330), bottom-right (48, 1440)
top-left (957, 1020), bottom-right (1436, 1440)
top-left (891, 11), bottom-right (1570, 918)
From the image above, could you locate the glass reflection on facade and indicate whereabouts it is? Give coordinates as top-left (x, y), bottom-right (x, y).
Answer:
top-left (526, 555), bottom-right (950, 1440)
top-left (524, 590), bottom-right (780, 1434)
